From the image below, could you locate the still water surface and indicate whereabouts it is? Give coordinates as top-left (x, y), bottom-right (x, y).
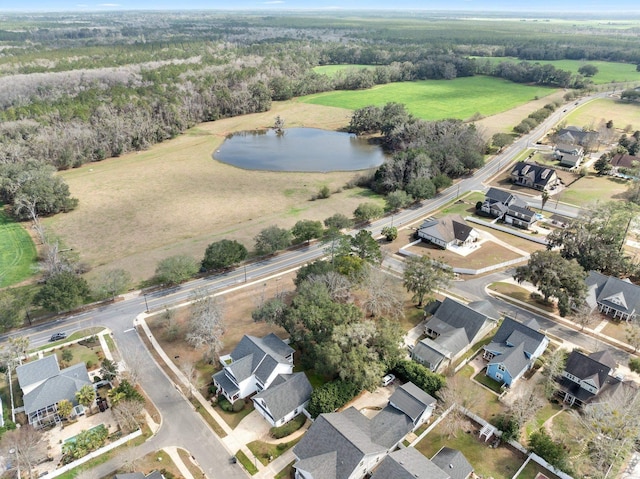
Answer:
top-left (214, 128), bottom-right (385, 172)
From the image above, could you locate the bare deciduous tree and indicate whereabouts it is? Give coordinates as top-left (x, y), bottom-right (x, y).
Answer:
top-left (186, 289), bottom-right (225, 363)
top-left (308, 271), bottom-right (353, 303)
top-left (542, 348), bottom-right (566, 399)
top-left (361, 266), bottom-right (404, 319)
top-left (180, 360), bottom-right (198, 399)
top-left (112, 399), bottom-right (145, 434)
top-left (437, 375), bottom-right (472, 439)
top-left (572, 304), bottom-right (599, 332)
top-left (0, 425), bottom-right (47, 479)
top-left (508, 382), bottom-right (545, 429)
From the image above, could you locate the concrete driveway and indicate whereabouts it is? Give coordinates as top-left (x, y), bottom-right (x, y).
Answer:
top-left (347, 384), bottom-right (395, 418)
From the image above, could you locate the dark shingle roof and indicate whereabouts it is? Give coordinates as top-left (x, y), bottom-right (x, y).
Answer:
top-left (593, 274), bottom-right (640, 317)
top-left (389, 382), bottom-right (436, 423)
top-left (412, 339), bottom-right (448, 370)
top-left (511, 162), bottom-right (558, 187)
top-left (252, 372), bottom-right (312, 423)
top-left (564, 350), bottom-right (612, 388)
top-left (426, 298), bottom-right (493, 344)
top-left (418, 215), bottom-right (474, 244)
top-left (370, 405), bottom-right (413, 448)
top-left (295, 451), bottom-right (337, 479)
top-left (371, 448), bottom-right (451, 479)
top-left (431, 448), bottom-right (473, 479)
top-left (484, 187), bottom-right (515, 205)
top-left (488, 317), bottom-right (547, 357)
top-left (212, 370), bottom-right (239, 396)
top-left (16, 355), bottom-right (60, 390)
top-left (489, 342), bottom-right (529, 379)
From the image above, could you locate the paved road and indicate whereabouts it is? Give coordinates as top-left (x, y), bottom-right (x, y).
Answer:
top-left (0, 90), bottom-right (616, 478)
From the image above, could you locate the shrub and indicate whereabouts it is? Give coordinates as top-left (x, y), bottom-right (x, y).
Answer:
top-left (270, 414), bottom-right (307, 439)
top-left (393, 359), bottom-right (445, 396)
top-left (528, 428), bottom-right (571, 473)
top-left (218, 396), bottom-right (233, 412)
top-left (318, 185), bottom-right (331, 199)
top-left (232, 399), bottom-right (245, 412)
top-left (495, 414), bottom-right (519, 442)
top-left (629, 357), bottom-right (640, 373)
top-left (307, 380), bottom-right (359, 418)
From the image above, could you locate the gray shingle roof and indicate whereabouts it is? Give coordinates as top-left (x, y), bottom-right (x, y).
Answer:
top-left (212, 370), bottom-right (239, 397)
top-left (431, 448), bottom-right (473, 479)
top-left (370, 405), bottom-right (413, 448)
top-left (467, 300), bottom-right (500, 320)
top-left (564, 350), bottom-right (612, 388)
top-left (293, 407), bottom-right (385, 479)
top-left (412, 340), bottom-right (447, 370)
top-left (418, 215), bottom-right (474, 245)
top-left (588, 272), bottom-right (640, 317)
top-left (22, 362), bottom-right (91, 416)
top-left (252, 372), bottom-right (312, 423)
top-left (488, 317), bottom-right (547, 357)
top-left (295, 451), bottom-right (337, 479)
top-left (16, 355), bottom-right (60, 391)
top-left (426, 297), bottom-right (493, 344)
top-left (371, 448), bottom-right (451, 479)
top-left (227, 354), bottom-right (254, 383)
top-left (389, 382), bottom-right (436, 423)
top-left (489, 342), bottom-right (529, 379)
top-left (485, 187), bottom-right (515, 205)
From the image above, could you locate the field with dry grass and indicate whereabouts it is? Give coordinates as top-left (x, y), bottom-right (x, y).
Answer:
top-left (563, 97), bottom-right (640, 132)
top-left (45, 102), bottom-right (382, 283)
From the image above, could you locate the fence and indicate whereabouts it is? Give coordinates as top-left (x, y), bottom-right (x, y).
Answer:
top-left (465, 217), bottom-right (548, 245)
top-left (48, 429), bottom-right (143, 478)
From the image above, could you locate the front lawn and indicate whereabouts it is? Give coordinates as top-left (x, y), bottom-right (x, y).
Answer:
top-left (247, 438), bottom-right (301, 466)
top-left (214, 398), bottom-right (255, 429)
top-left (415, 419), bottom-right (527, 479)
top-left (487, 282), bottom-right (557, 314)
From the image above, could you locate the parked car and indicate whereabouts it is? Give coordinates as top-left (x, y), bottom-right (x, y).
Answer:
top-left (49, 332), bottom-right (67, 342)
top-left (382, 374), bottom-right (395, 387)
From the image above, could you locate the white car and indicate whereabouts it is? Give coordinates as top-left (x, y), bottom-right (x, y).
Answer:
top-left (382, 374), bottom-right (395, 387)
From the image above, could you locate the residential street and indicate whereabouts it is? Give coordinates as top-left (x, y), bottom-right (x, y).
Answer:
top-left (0, 89), bottom-right (625, 479)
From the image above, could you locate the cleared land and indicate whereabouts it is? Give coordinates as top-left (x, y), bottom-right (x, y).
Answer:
top-left (298, 76), bottom-right (556, 121)
top-left (45, 103), bottom-right (384, 283)
top-left (475, 57), bottom-right (640, 85)
top-left (556, 175), bottom-right (630, 206)
top-left (0, 208), bottom-right (38, 288)
top-left (563, 97), bottom-right (640, 132)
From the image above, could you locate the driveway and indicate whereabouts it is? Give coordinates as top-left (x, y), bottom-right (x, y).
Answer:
top-left (347, 384), bottom-right (395, 418)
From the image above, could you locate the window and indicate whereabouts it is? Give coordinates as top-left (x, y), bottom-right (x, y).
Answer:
top-left (498, 364), bottom-right (506, 372)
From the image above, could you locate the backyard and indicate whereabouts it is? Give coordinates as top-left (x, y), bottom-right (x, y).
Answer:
top-left (0, 207), bottom-right (38, 288)
top-left (556, 174), bottom-right (631, 206)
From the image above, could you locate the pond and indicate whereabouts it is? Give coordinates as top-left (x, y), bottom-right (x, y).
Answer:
top-left (213, 128), bottom-right (386, 172)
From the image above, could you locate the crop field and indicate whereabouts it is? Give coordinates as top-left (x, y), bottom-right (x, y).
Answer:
top-left (298, 76), bottom-right (556, 121)
top-left (563, 98), bottom-right (640, 132)
top-left (0, 208), bottom-right (37, 288)
top-left (475, 57), bottom-right (640, 85)
top-left (44, 102), bottom-right (385, 284)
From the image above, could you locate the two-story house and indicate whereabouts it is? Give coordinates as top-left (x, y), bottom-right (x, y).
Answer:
top-left (213, 333), bottom-right (294, 404)
top-left (480, 187), bottom-right (537, 229)
top-left (293, 382), bottom-right (436, 479)
top-left (554, 143), bottom-right (584, 168)
top-left (370, 447), bottom-right (473, 479)
top-left (556, 349), bottom-right (619, 407)
top-left (483, 317), bottom-right (549, 387)
top-left (585, 271), bottom-right (640, 322)
top-left (251, 372), bottom-right (313, 427)
top-left (412, 298), bottom-right (499, 372)
top-left (510, 162), bottom-right (560, 191)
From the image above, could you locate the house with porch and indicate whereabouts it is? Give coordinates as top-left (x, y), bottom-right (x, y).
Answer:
top-left (293, 382), bottom-right (435, 479)
top-left (585, 271), bottom-right (640, 322)
top-left (370, 448), bottom-right (451, 479)
top-left (16, 355), bottom-right (92, 428)
top-left (212, 333), bottom-right (294, 405)
top-left (510, 162), bottom-right (560, 191)
top-left (480, 187), bottom-right (537, 229)
top-left (554, 143), bottom-right (584, 168)
top-left (556, 349), bottom-right (620, 407)
top-left (417, 215), bottom-right (479, 250)
top-left (412, 298), bottom-right (499, 372)
top-left (555, 126), bottom-right (597, 148)
top-left (251, 372), bottom-right (312, 427)
top-left (483, 317), bottom-right (549, 387)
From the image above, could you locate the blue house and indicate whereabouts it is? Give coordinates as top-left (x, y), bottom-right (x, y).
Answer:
top-left (483, 317), bottom-right (549, 387)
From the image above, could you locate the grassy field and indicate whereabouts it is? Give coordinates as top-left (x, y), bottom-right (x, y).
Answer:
top-left (0, 207), bottom-right (38, 288)
top-left (298, 76), bottom-right (556, 121)
top-left (557, 175), bottom-right (630, 206)
top-left (475, 57), bottom-right (640, 85)
top-left (45, 102), bottom-right (385, 283)
top-left (563, 98), bottom-right (640, 132)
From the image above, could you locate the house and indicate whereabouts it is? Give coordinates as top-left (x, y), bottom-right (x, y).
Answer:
top-left (293, 382), bottom-right (435, 479)
top-left (431, 447), bottom-right (474, 479)
top-left (213, 333), bottom-right (294, 405)
top-left (417, 215), bottom-right (479, 250)
top-left (510, 162), bottom-right (560, 191)
top-left (554, 143), bottom-right (584, 168)
top-left (483, 317), bottom-right (549, 387)
top-left (114, 472), bottom-right (164, 479)
top-left (556, 349), bottom-right (620, 407)
top-left (480, 187), bottom-right (537, 229)
top-left (15, 355), bottom-right (92, 428)
top-left (555, 126), bottom-right (597, 147)
top-left (370, 448), bottom-right (451, 479)
top-left (412, 298), bottom-right (498, 372)
top-left (610, 153), bottom-right (639, 177)
top-left (252, 372), bottom-right (312, 427)
top-left (585, 271), bottom-right (640, 322)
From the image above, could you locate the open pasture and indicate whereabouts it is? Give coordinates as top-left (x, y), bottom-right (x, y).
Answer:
top-left (563, 97), bottom-right (640, 132)
top-left (475, 57), bottom-right (640, 85)
top-left (44, 102), bottom-right (384, 283)
top-left (298, 76), bottom-right (556, 121)
top-left (0, 208), bottom-right (37, 288)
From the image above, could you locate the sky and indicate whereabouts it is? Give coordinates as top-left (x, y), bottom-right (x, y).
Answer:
top-left (1, 0), bottom-right (639, 13)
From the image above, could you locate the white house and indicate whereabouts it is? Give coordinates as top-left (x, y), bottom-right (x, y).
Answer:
top-left (252, 372), bottom-right (312, 427)
top-left (213, 333), bottom-right (294, 404)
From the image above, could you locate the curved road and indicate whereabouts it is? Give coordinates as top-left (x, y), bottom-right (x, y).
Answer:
top-left (0, 90), bottom-right (616, 478)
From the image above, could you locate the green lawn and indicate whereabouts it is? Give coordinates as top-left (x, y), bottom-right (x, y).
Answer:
top-left (473, 370), bottom-right (504, 393)
top-left (313, 64), bottom-right (371, 76)
top-left (557, 175), bottom-right (630, 207)
top-left (415, 422), bottom-right (526, 479)
top-left (457, 365), bottom-right (507, 420)
top-left (437, 191), bottom-right (486, 217)
top-left (516, 460), bottom-right (561, 479)
top-left (474, 57), bottom-right (640, 85)
top-left (525, 402), bottom-right (562, 437)
top-left (247, 438), bottom-right (301, 466)
top-left (0, 207), bottom-right (37, 288)
top-left (298, 76), bottom-right (556, 121)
